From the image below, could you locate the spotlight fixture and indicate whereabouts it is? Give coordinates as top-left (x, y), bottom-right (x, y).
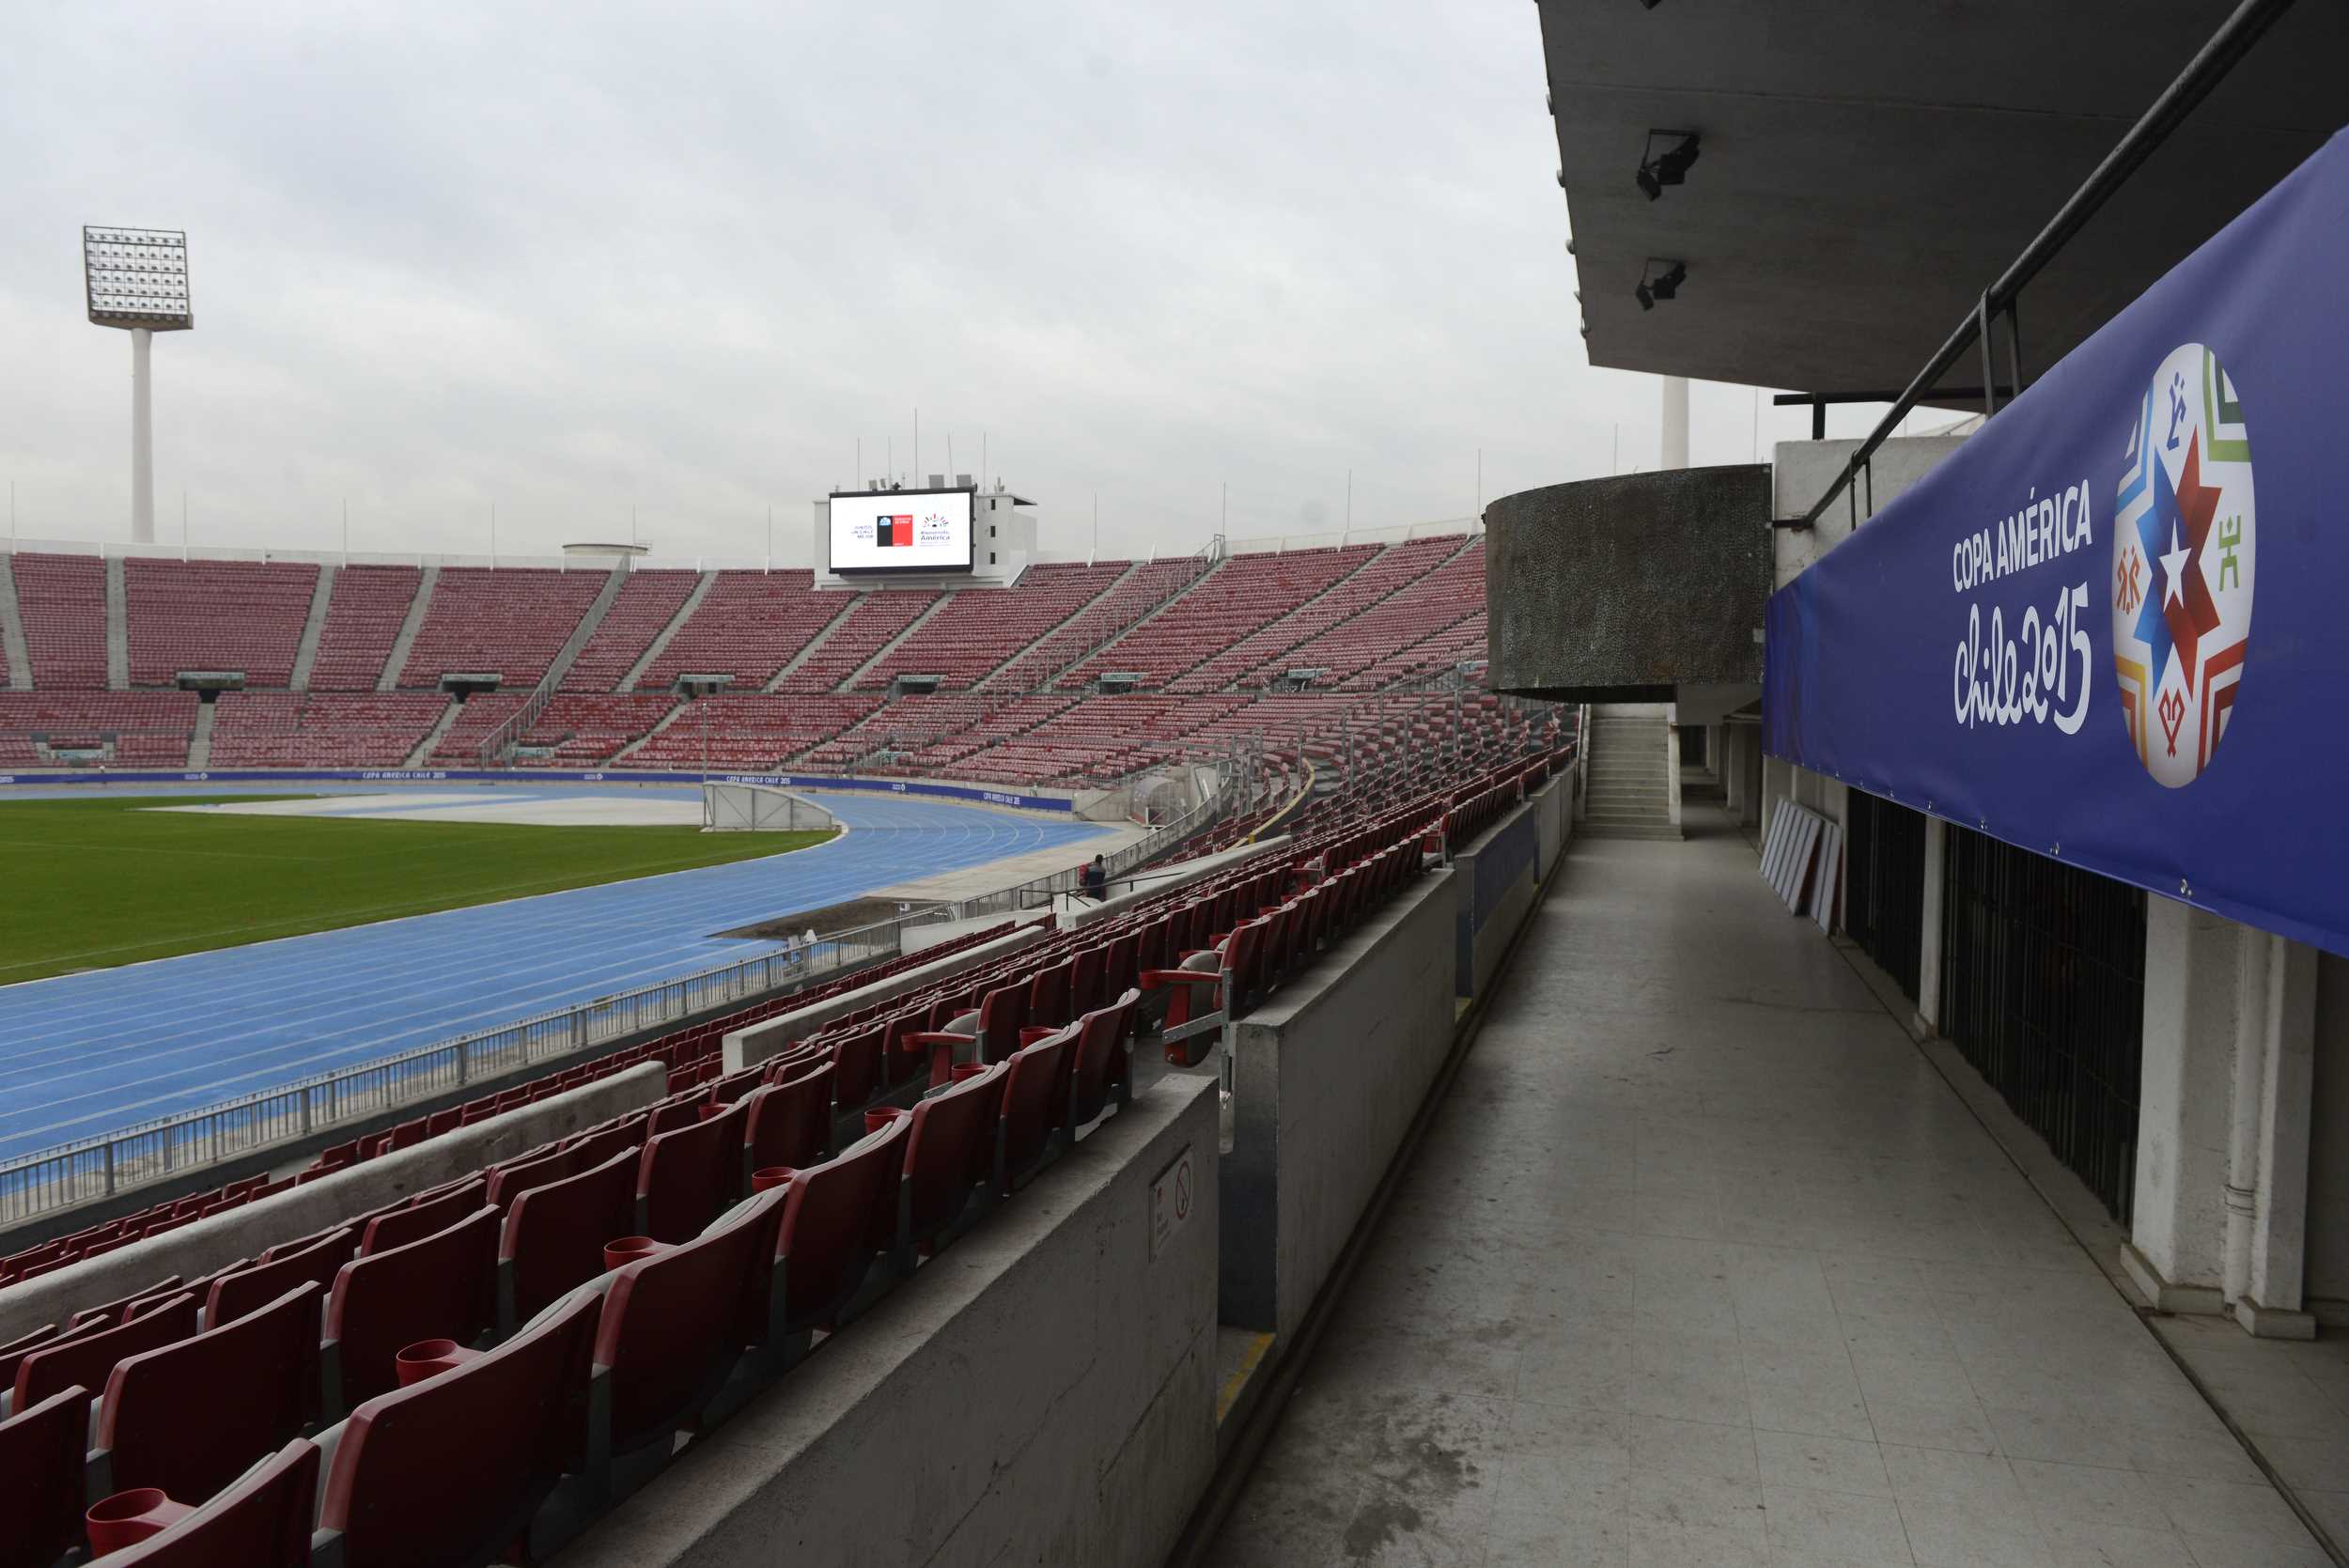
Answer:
top-left (1635, 257), bottom-right (1687, 311)
top-left (1635, 130), bottom-right (1701, 200)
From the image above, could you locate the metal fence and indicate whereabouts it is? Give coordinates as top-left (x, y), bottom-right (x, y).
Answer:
top-left (1844, 791), bottom-right (1928, 1003)
top-left (1940, 824), bottom-right (2148, 1222)
top-left (0, 907), bottom-right (943, 1227)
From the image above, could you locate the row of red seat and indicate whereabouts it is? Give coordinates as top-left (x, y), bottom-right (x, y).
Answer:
top-left (0, 976), bottom-right (1144, 1568)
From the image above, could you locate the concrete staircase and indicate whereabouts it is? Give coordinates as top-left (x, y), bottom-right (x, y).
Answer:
top-left (288, 563), bottom-right (337, 691)
top-left (0, 553), bottom-right (31, 690)
top-left (377, 565), bottom-right (439, 692)
top-left (1582, 706), bottom-right (1679, 839)
top-left (104, 558), bottom-right (129, 690)
top-left (1044, 556), bottom-right (1221, 689)
top-left (618, 569), bottom-right (717, 692)
top-left (761, 594), bottom-right (862, 692)
top-left (538, 564), bottom-right (629, 693)
top-left (188, 701), bottom-right (217, 769)
top-left (402, 698), bottom-right (462, 768)
top-left (607, 698), bottom-right (693, 765)
top-left (837, 591), bottom-right (956, 691)
top-left (973, 560), bottom-right (1139, 692)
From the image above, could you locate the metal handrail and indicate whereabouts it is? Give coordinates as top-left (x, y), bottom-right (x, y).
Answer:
top-left (1791, 0), bottom-right (2296, 532)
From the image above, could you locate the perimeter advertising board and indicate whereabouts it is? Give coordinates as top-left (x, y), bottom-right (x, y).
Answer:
top-left (1764, 131), bottom-right (2349, 955)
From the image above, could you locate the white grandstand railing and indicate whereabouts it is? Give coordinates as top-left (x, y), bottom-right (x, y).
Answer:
top-left (0, 906), bottom-right (948, 1228)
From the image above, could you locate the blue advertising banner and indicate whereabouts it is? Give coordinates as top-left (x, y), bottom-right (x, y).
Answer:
top-left (1766, 130), bottom-right (2349, 955)
top-left (0, 766), bottom-right (1077, 815)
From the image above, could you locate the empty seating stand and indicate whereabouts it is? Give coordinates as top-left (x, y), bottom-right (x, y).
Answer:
top-left (91, 1281), bottom-right (319, 1503)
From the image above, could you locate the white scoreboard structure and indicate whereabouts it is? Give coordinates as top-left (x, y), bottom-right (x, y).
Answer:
top-left (815, 480), bottom-right (1037, 587)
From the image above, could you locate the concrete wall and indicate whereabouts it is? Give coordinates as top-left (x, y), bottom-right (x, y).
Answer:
top-left (0, 1063), bottom-right (662, 1343)
top-left (560, 1076), bottom-right (1221, 1568)
top-left (2302, 955), bottom-right (2349, 1320)
top-left (1771, 434), bottom-right (1969, 589)
top-left (724, 926), bottom-right (1044, 1071)
top-left (1534, 758), bottom-right (1571, 879)
top-left (1453, 779), bottom-right (1550, 1000)
top-left (1485, 465), bottom-right (1772, 702)
top-left (1221, 865), bottom-right (1460, 1342)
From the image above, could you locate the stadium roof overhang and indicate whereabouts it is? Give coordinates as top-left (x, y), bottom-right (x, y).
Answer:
top-left (1539, 0), bottom-right (2348, 404)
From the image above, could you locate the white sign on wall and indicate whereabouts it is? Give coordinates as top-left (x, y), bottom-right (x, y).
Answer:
top-left (1149, 1143), bottom-right (1195, 1261)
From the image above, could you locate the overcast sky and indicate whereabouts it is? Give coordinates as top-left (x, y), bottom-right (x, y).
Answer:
top-left (0, 2), bottom-right (1893, 566)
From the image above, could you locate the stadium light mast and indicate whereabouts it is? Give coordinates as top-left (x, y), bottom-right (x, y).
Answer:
top-left (83, 227), bottom-right (192, 545)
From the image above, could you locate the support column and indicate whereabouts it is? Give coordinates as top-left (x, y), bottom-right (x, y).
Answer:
top-left (2125, 902), bottom-right (2320, 1335)
top-left (1664, 704), bottom-right (1683, 829)
top-left (131, 327), bottom-right (154, 545)
top-left (1917, 815), bottom-right (1947, 1032)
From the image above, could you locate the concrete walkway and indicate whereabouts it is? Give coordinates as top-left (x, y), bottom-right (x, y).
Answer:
top-left (1206, 815), bottom-right (2330, 1567)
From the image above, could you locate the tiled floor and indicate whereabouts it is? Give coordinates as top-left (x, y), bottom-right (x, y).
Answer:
top-left (1203, 816), bottom-right (2334, 1567)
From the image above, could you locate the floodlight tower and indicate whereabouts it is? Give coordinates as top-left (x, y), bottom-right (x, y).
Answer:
top-left (83, 227), bottom-right (193, 544)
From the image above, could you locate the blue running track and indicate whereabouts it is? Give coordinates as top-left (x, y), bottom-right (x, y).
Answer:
top-left (0, 786), bottom-right (1108, 1162)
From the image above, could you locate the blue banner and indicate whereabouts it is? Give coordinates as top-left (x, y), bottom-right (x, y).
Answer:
top-left (1766, 130), bottom-right (2349, 955)
top-left (0, 766), bottom-right (1076, 815)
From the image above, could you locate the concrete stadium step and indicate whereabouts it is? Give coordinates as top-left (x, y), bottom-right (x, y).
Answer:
top-left (974, 559), bottom-right (1139, 692)
top-left (537, 563), bottom-right (630, 692)
top-left (188, 700), bottom-right (217, 769)
top-left (1046, 554), bottom-right (1221, 687)
top-left (0, 553), bottom-right (30, 691)
top-left (762, 594), bottom-right (862, 691)
top-left (618, 569), bottom-right (717, 692)
top-left (288, 562), bottom-right (337, 691)
top-left (104, 557), bottom-right (128, 691)
top-left (836, 590), bottom-right (956, 691)
top-left (377, 565), bottom-right (439, 692)
top-left (401, 697), bottom-right (462, 767)
top-left (1579, 820), bottom-right (1684, 840)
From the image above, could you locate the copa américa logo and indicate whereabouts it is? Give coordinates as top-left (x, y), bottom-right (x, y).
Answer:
top-left (2112, 343), bottom-right (2254, 788)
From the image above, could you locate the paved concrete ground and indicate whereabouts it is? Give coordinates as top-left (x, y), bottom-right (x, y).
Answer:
top-left (1206, 815), bottom-right (2331, 1567)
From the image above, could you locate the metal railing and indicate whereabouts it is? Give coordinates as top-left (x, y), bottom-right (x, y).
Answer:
top-left (948, 775), bottom-right (1234, 918)
top-left (0, 907), bottom-right (945, 1227)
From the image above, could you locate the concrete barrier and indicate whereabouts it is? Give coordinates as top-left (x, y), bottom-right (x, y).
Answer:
top-left (0, 1063), bottom-right (663, 1343)
top-left (559, 1076), bottom-right (1221, 1568)
top-left (723, 924), bottom-right (1045, 1072)
top-left (1221, 866), bottom-right (1460, 1343)
top-left (1450, 776), bottom-right (1555, 1000)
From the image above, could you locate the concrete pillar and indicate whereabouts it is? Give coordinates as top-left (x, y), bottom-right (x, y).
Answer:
top-left (1916, 816), bottom-right (1947, 1032)
top-left (1722, 728), bottom-right (1747, 821)
top-left (2125, 902), bottom-right (2320, 1335)
top-left (1664, 704), bottom-right (1683, 829)
top-left (1660, 376), bottom-right (1689, 471)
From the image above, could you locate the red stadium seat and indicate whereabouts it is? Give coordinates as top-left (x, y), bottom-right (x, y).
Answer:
top-left (739, 1064), bottom-right (833, 1189)
top-left (585, 1187), bottom-right (787, 1491)
top-left (312, 1288), bottom-right (599, 1568)
top-left (635, 1098), bottom-right (748, 1245)
top-left (897, 1063), bottom-right (1005, 1264)
top-left (0, 1384), bottom-right (90, 1568)
top-left (206, 1227), bottom-right (355, 1328)
top-left (759, 1115), bottom-right (910, 1356)
top-left (97, 1439), bottom-right (319, 1568)
top-left (91, 1281), bottom-right (319, 1505)
top-left (321, 1207), bottom-right (497, 1416)
top-left (358, 1177), bottom-right (489, 1257)
top-left (497, 1145), bottom-right (639, 1333)
top-left (996, 1029), bottom-right (1076, 1194)
top-left (13, 1294), bottom-right (197, 1413)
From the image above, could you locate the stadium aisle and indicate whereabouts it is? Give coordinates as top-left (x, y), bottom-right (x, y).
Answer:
top-left (0, 790), bottom-right (1108, 1160)
top-left (1205, 819), bottom-right (2326, 1568)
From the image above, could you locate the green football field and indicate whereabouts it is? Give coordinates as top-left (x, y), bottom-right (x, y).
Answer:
top-left (0, 796), bottom-right (832, 986)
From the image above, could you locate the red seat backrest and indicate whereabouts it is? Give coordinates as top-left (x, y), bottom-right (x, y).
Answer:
top-left (323, 1207), bottom-right (498, 1412)
top-left (997, 1030), bottom-right (1075, 1189)
top-left (1070, 988), bottom-right (1142, 1129)
top-left (102, 1439), bottom-right (319, 1568)
top-left (67, 1273), bottom-right (185, 1331)
top-left (742, 1063), bottom-right (833, 1177)
top-left (978, 983), bottom-right (1028, 1063)
top-left (1028, 959), bottom-right (1075, 1031)
top-left (482, 1142), bottom-right (578, 1211)
top-left (0, 1385), bottom-right (91, 1568)
top-left (831, 1023), bottom-right (886, 1109)
top-left (902, 1064), bottom-right (1003, 1250)
top-left (592, 1187), bottom-right (786, 1461)
top-left (14, 1293), bottom-right (197, 1412)
top-left (498, 1146), bottom-right (639, 1327)
top-left (769, 1115), bottom-right (910, 1338)
top-left (361, 1177), bottom-right (489, 1257)
top-left (636, 1098), bottom-right (748, 1245)
top-left (315, 1289), bottom-right (599, 1568)
top-left (96, 1281), bottom-right (319, 1504)
top-left (207, 1227), bottom-right (355, 1328)
top-left (1070, 945), bottom-right (1107, 1016)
